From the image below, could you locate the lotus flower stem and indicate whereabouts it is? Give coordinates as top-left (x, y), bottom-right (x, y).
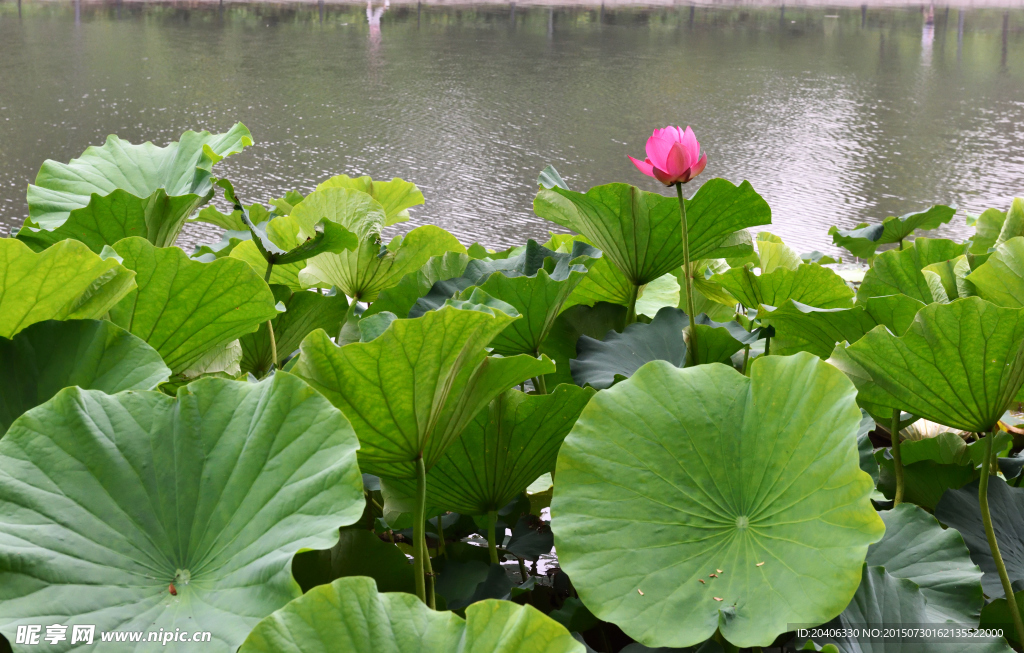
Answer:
top-left (413, 456), bottom-right (429, 604)
top-left (890, 409), bottom-right (904, 505)
top-left (424, 543), bottom-right (436, 610)
top-left (741, 346), bottom-right (751, 375)
top-left (264, 261), bottom-right (278, 374)
top-left (435, 516), bottom-right (447, 559)
top-left (675, 182), bottom-right (699, 365)
top-left (532, 375), bottom-right (548, 394)
top-left (764, 335), bottom-right (771, 357)
top-left (487, 510), bottom-right (500, 565)
top-left (518, 556), bottom-right (529, 581)
top-left (979, 428), bottom-right (1024, 645)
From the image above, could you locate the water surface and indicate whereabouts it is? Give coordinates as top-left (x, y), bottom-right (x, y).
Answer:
top-left (1, 0), bottom-right (1022, 252)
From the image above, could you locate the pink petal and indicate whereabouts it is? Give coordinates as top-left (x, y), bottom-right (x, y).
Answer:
top-left (687, 151), bottom-right (708, 181)
top-left (645, 131), bottom-right (676, 172)
top-left (680, 127), bottom-right (701, 163)
top-left (665, 142), bottom-right (694, 179)
top-left (652, 165), bottom-right (677, 186)
top-left (628, 155), bottom-right (656, 179)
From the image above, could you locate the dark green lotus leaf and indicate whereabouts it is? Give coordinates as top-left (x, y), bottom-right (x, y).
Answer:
top-left (0, 238), bottom-right (137, 339)
top-left (856, 410), bottom-right (879, 484)
top-left (839, 297), bottom-right (1024, 432)
top-left (867, 503), bottom-right (986, 623)
top-left (856, 238), bottom-right (966, 305)
top-left (935, 477), bottom-right (1024, 599)
top-left (758, 295), bottom-right (925, 359)
top-left (714, 262), bottom-right (854, 310)
top-left (412, 240), bottom-right (597, 356)
top-left (551, 353), bottom-right (883, 648)
top-left (803, 566), bottom-right (1008, 653)
top-left (316, 174), bottom-right (425, 226)
top-left (240, 286), bottom-right (350, 377)
top-left (534, 179), bottom-right (770, 287)
top-left (687, 313), bottom-right (761, 365)
top-left (877, 452), bottom-right (975, 511)
top-left (966, 237), bottom-right (1024, 308)
top-left (364, 252), bottom-right (471, 318)
top-left (0, 319), bottom-right (169, 436)
top-left (238, 576), bottom-right (583, 653)
top-left (982, 590), bottom-right (1024, 644)
top-left (18, 124), bottom-right (252, 251)
top-left (539, 302), bottom-right (628, 387)
top-left (303, 225), bottom-right (465, 302)
top-left (291, 528), bottom-right (416, 595)
top-left (296, 299), bottom-right (554, 478)
top-left (828, 205), bottom-right (957, 261)
top-left (571, 306), bottom-right (686, 390)
top-left (108, 237), bottom-right (279, 375)
top-left (386, 385), bottom-right (593, 515)
top-left (0, 373), bottom-right (364, 652)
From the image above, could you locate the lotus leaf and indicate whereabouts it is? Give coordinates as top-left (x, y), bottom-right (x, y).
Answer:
top-left (292, 528), bottom-right (416, 595)
top-left (18, 124), bottom-right (253, 251)
top-left (714, 262), bottom-right (854, 310)
top-left (0, 372), bottom-right (365, 652)
top-left (109, 237), bottom-right (279, 374)
top-left (365, 251), bottom-right (471, 318)
top-left (295, 300), bottom-right (554, 478)
top-left (240, 286), bottom-right (350, 377)
top-left (0, 319), bottom-right (170, 436)
top-left (0, 238), bottom-right (136, 338)
top-left (752, 231), bottom-right (802, 272)
top-left (385, 385), bottom-right (593, 515)
top-left (935, 478), bottom-right (1024, 598)
top-left (316, 174), bottom-right (425, 226)
top-left (571, 306), bottom-right (687, 389)
top-left (302, 225), bottom-right (466, 302)
top-left (837, 297), bottom-right (1024, 432)
top-left (758, 295), bottom-right (925, 359)
top-left (828, 205), bottom-right (957, 260)
top-left (856, 238), bottom-right (965, 305)
top-left (635, 272), bottom-right (680, 318)
top-left (533, 179), bottom-right (770, 288)
top-left (539, 301), bottom-right (628, 387)
top-left (238, 576), bottom-right (583, 653)
top-left (551, 353), bottom-right (883, 648)
top-left (966, 237), bottom-right (1024, 308)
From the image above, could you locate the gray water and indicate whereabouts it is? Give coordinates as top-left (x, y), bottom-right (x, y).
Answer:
top-left (1, 0), bottom-right (1022, 253)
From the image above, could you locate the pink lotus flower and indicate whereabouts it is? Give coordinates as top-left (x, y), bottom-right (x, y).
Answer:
top-left (629, 126), bottom-right (707, 186)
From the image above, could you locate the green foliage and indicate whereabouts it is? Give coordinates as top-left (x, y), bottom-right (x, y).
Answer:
top-left (0, 319), bottom-right (169, 435)
top-left (316, 174), bottom-right (425, 226)
top-left (551, 354), bottom-right (883, 649)
top-left (0, 238), bottom-right (136, 338)
top-left (828, 204), bottom-right (956, 260)
top-left (18, 124), bottom-right (253, 251)
top-left (238, 576), bottom-right (583, 653)
top-left (857, 238), bottom-right (966, 304)
top-left (109, 237), bottom-right (279, 375)
top-left (0, 373), bottom-right (364, 651)
top-left (715, 262), bottom-right (853, 310)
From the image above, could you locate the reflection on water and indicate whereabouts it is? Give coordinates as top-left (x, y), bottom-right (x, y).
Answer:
top-left (0, 0), bottom-right (1022, 252)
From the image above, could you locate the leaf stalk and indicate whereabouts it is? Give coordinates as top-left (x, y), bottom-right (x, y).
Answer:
top-left (487, 509), bottom-right (500, 565)
top-left (413, 456), bottom-right (430, 605)
top-left (891, 408), bottom-right (904, 505)
top-left (979, 428), bottom-right (1024, 645)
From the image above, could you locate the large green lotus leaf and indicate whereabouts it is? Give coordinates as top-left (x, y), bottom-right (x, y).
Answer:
top-left (295, 302), bottom-right (554, 478)
top-left (238, 576), bottom-right (583, 653)
top-left (840, 297), bottom-right (1024, 432)
top-left (753, 231), bottom-right (802, 273)
top-left (539, 302), bottom-right (627, 387)
top-left (0, 238), bottom-right (136, 338)
top-left (365, 252), bottom-right (471, 318)
top-left (534, 179), bottom-right (771, 287)
top-left (571, 306), bottom-right (687, 390)
top-left (316, 174), bottom-right (425, 226)
top-left (967, 208), bottom-right (1009, 256)
top-left (19, 124), bottom-right (253, 251)
top-left (856, 238), bottom-right (966, 305)
top-left (302, 226), bottom-right (466, 302)
top-left (714, 262), bottom-right (854, 310)
top-left (0, 319), bottom-right (169, 436)
top-left (240, 286), bottom-right (350, 377)
top-left (0, 372), bottom-right (365, 652)
top-left (966, 237), bottom-right (1024, 308)
top-left (828, 205), bottom-right (957, 261)
top-left (411, 240), bottom-right (597, 356)
top-left (935, 477), bottom-right (1024, 598)
top-left (386, 385), bottom-right (594, 515)
top-left (109, 237), bottom-right (279, 375)
top-left (284, 186), bottom-right (387, 241)
top-left (758, 295), bottom-right (926, 359)
top-left (551, 353), bottom-right (883, 648)
top-left (687, 314), bottom-right (760, 365)
top-left (562, 255), bottom-right (635, 309)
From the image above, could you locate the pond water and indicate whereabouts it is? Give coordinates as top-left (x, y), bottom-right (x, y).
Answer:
top-left (0, 0), bottom-right (1022, 253)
